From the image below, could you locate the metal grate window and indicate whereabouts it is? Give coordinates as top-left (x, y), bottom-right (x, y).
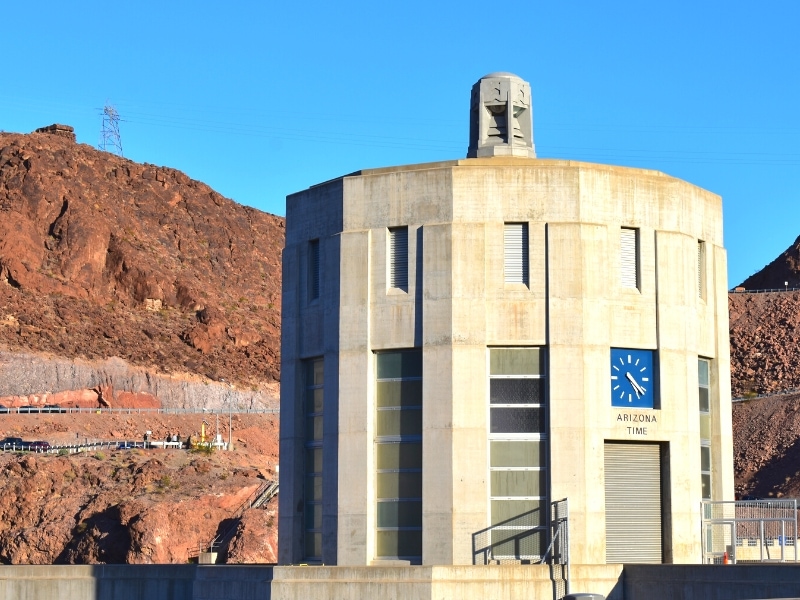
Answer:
top-left (698, 241), bottom-right (706, 299)
top-left (309, 239), bottom-right (320, 301)
top-left (388, 227), bottom-right (409, 291)
top-left (620, 228), bottom-right (639, 289)
top-left (504, 223), bottom-right (529, 286)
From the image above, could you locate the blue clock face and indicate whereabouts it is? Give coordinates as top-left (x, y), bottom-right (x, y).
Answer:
top-left (610, 349), bottom-right (655, 408)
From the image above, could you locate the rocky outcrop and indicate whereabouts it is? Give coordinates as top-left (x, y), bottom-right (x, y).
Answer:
top-left (0, 130), bottom-right (284, 394)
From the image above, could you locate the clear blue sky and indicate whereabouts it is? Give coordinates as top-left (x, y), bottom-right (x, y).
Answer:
top-left (2, 1), bottom-right (798, 287)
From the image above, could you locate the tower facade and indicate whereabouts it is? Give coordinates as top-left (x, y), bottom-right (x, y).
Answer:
top-left (279, 75), bottom-right (733, 567)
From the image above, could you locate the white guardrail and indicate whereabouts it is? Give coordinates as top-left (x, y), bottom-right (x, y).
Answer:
top-left (0, 407), bottom-right (279, 415)
top-left (0, 440), bottom-right (230, 454)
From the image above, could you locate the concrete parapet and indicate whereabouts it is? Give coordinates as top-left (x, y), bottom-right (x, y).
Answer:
top-left (0, 565), bottom-right (198, 600)
top-left (270, 564), bottom-right (623, 600)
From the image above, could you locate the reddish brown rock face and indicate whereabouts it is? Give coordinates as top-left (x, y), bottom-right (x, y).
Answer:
top-left (0, 131), bottom-right (284, 392)
top-left (0, 412), bottom-right (279, 565)
top-left (0, 131), bottom-right (282, 564)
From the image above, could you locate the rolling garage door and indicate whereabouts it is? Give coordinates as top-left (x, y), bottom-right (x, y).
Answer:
top-left (604, 442), bottom-right (663, 563)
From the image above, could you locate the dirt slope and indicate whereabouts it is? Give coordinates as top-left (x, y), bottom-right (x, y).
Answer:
top-left (729, 290), bottom-right (800, 397)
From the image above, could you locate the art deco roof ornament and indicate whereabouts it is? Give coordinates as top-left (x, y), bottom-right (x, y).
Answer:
top-left (467, 72), bottom-right (536, 159)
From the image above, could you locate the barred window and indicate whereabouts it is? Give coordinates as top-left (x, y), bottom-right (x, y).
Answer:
top-left (488, 347), bottom-right (547, 560)
top-left (376, 350), bottom-right (422, 563)
top-left (304, 358), bottom-right (324, 560)
top-left (699, 358), bottom-right (712, 500)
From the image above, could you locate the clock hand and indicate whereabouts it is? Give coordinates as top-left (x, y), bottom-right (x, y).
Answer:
top-left (625, 372), bottom-right (646, 396)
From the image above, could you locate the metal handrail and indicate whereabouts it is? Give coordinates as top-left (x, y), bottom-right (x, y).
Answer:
top-left (199, 478), bottom-right (278, 559)
top-left (471, 498), bottom-right (569, 566)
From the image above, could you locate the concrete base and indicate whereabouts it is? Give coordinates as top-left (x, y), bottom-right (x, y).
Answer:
top-left (1, 563), bottom-right (800, 599)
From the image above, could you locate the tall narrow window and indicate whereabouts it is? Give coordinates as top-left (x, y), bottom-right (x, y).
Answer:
top-left (388, 227), bottom-right (409, 291)
top-left (376, 350), bottom-right (422, 563)
top-left (698, 241), bottom-right (706, 299)
top-left (504, 223), bottom-right (529, 286)
top-left (304, 358), bottom-right (324, 561)
top-left (308, 239), bottom-right (320, 301)
top-left (620, 227), bottom-right (639, 289)
top-left (699, 358), bottom-right (712, 500)
top-left (488, 347), bottom-right (547, 560)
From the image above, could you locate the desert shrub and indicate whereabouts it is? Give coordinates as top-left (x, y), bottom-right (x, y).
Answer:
top-left (191, 444), bottom-right (214, 456)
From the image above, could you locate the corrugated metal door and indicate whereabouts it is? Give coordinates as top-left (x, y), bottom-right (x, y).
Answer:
top-left (604, 442), bottom-right (663, 563)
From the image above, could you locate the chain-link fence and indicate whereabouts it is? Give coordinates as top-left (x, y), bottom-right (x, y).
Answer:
top-left (701, 499), bottom-right (798, 564)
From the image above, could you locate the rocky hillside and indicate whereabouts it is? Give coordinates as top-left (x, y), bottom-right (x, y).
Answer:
top-left (0, 128), bottom-right (284, 408)
top-left (739, 234), bottom-right (800, 291)
top-left (730, 234), bottom-right (800, 498)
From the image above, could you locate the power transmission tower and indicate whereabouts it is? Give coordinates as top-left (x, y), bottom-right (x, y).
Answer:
top-left (99, 104), bottom-right (124, 156)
